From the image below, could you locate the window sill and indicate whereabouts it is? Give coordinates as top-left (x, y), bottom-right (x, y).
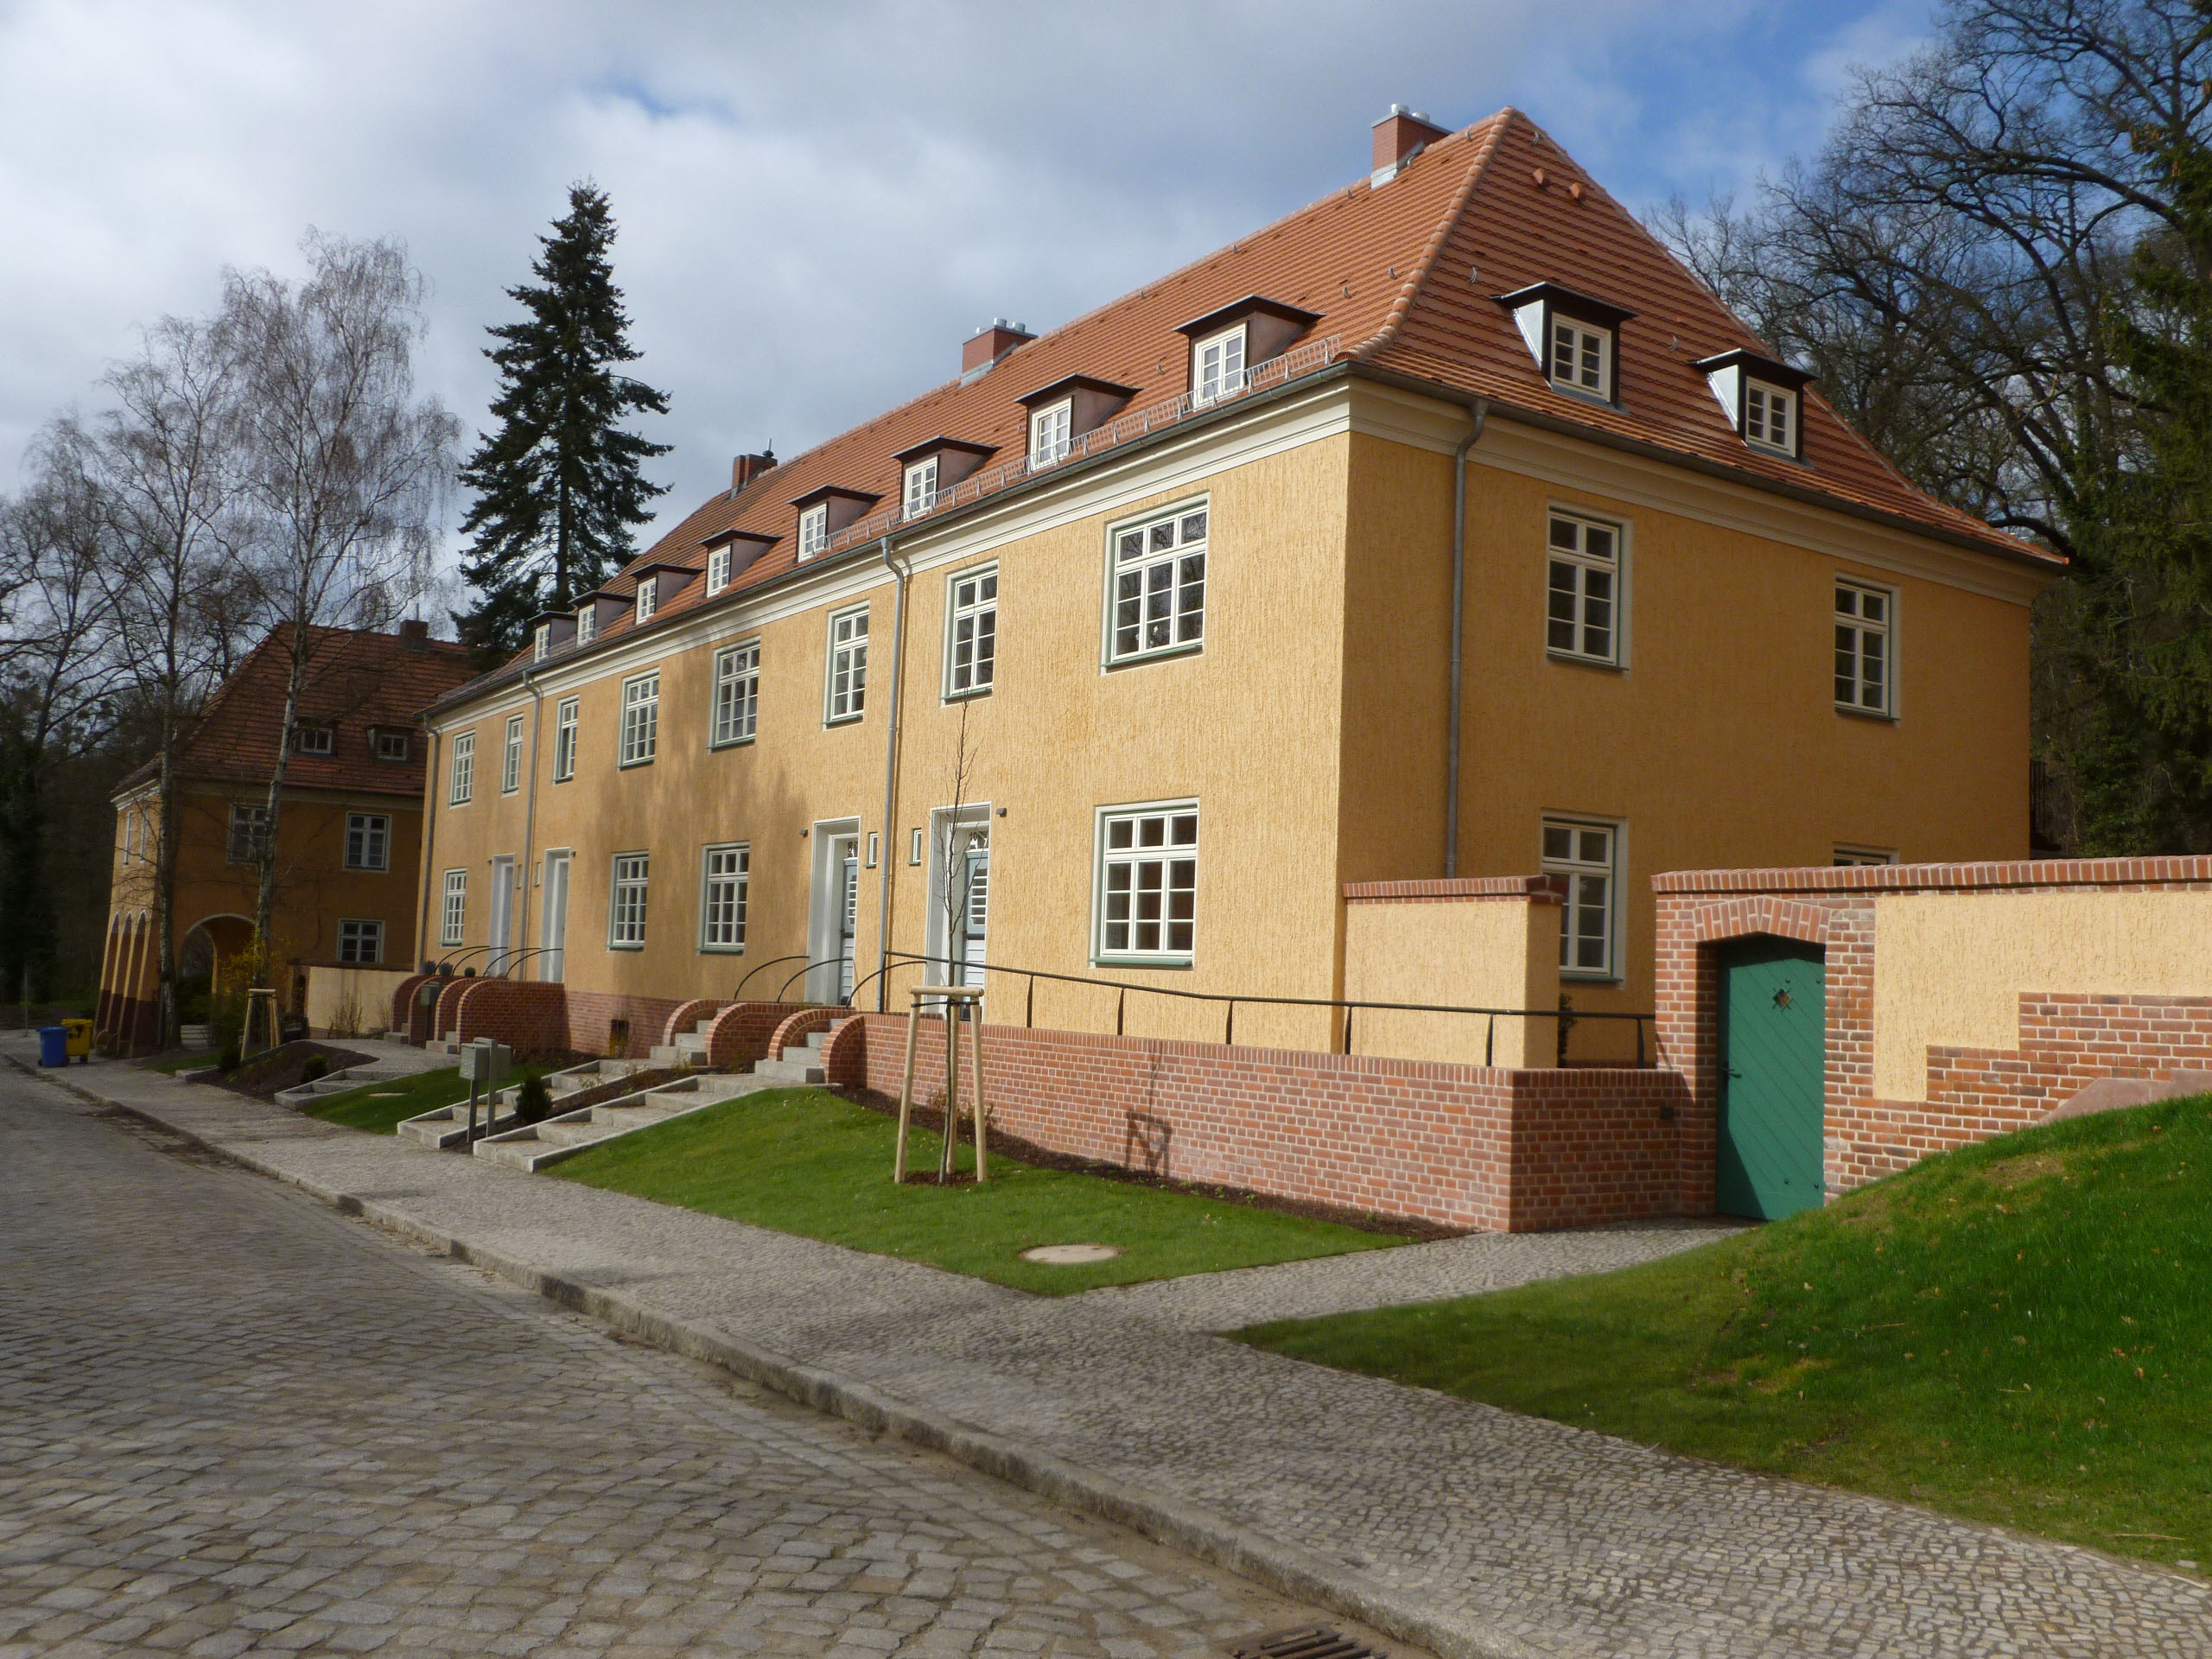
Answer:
top-left (1090, 956), bottom-right (1194, 972)
top-left (823, 714), bottom-right (866, 728)
top-left (699, 944), bottom-right (746, 955)
top-left (551, 774), bottom-right (574, 785)
top-left (618, 756), bottom-right (657, 770)
top-left (943, 686), bottom-right (994, 703)
top-left (1560, 970), bottom-right (1622, 985)
top-left (1546, 649), bottom-right (1624, 671)
top-left (1834, 703), bottom-right (1898, 723)
top-left (708, 735), bottom-right (757, 751)
top-left (1104, 641), bottom-right (1204, 673)
top-left (607, 942), bottom-right (645, 952)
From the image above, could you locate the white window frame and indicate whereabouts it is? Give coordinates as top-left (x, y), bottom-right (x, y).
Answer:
top-left (1192, 324), bottom-right (1246, 405)
top-left (1546, 511), bottom-right (1624, 666)
top-left (343, 811), bottom-right (390, 873)
top-left (619, 672), bottom-right (660, 767)
top-left (226, 803), bottom-right (270, 865)
top-left (1745, 378), bottom-right (1797, 456)
top-left (336, 918), bottom-right (384, 964)
top-left (1836, 579), bottom-right (1895, 716)
top-left (798, 503), bottom-right (829, 561)
top-left (501, 714), bottom-right (524, 793)
top-left (1104, 500), bottom-right (1208, 665)
top-left (448, 732), bottom-right (474, 805)
top-left (533, 623), bottom-right (550, 661)
top-left (441, 868), bottom-right (467, 947)
top-left (1548, 314), bottom-right (1612, 400)
top-left (909, 827), bottom-right (925, 866)
top-left (552, 696), bottom-right (578, 782)
top-left (576, 606), bottom-right (596, 645)
top-left (1029, 399), bottom-right (1072, 467)
top-left (707, 544), bottom-right (732, 595)
top-left (711, 641), bottom-right (760, 747)
top-left (902, 456), bottom-right (939, 521)
top-left (699, 842), bottom-right (749, 952)
top-left (1542, 816), bottom-right (1621, 982)
top-left (294, 725), bottom-right (334, 756)
top-left (825, 605), bottom-right (868, 724)
top-left (634, 579), bottom-right (656, 625)
top-left (374, 728), bottom-right (410, 762)
top-left (1833, 845), bottom-right (1897, 867)
top-left (1093, 800), bottom-right (1198, 966)
top-left (944, 564), bottom-right (997, 698)
top-left (607, 852), bottom-right (649, 949)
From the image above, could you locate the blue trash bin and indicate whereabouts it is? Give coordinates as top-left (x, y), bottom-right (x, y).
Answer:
top-left (36, 1026), bottom-right (67, 1067)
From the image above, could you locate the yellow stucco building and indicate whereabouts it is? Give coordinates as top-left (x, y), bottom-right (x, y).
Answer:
top-left (413, 107), bottom-right (2053, 1065)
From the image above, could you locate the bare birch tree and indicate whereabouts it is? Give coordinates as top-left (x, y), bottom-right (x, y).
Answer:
top-left (224, 234), bottom-right (457, 992)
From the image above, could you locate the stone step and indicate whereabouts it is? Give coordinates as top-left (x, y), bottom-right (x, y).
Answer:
top-left (474, 1072), bottom-right (770, 1172)
top-left (749, 1055), bottom-right (824, 1084)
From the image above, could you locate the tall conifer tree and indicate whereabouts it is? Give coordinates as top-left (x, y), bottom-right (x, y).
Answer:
top-left (457, 184), bottom-right (669, 655)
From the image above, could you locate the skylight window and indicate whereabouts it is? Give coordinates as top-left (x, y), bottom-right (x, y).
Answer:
top-left (1192, 325), bottom-right (1247, 405)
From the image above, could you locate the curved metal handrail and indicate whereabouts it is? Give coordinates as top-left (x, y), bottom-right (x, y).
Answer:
top-left (774, 956), bottom-right (859, 1004)
top-left (434, 944), bottom-right (499, 977)
top-left (733, 955), bottom-right (810, 1001)
top-left (492, 946), bottom-right (556, 981)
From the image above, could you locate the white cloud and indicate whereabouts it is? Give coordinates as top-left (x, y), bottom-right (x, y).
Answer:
top-left (0, 0), bottom-right (1935, 558)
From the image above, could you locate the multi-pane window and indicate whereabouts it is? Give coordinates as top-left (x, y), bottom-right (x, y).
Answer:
top-left (294, 725), bottom-right (334, 755)
top-left (1746, 379), bottom-right (1796, 454)
top-left (707, 544), bottom-right (732, 594)
top-left (712, 643), bottom-right (760, 747)
top-left (634, 580), bottom-right (656, 624)
top-left (1549, 315), bottom-right (1611, 398)
top-left (441, 868), bottom-right (467, 946)
top-left (1098, 805), bottom-right (1198, 962)
top-left (533, 624), bottom-right (550, 661)
top-left (1109, 505), bottom-right (1206, 663)
top-left (1542, 817), bottom-right (1618, 978)
top-left (344, 812), bottom-right (390, 872)
top-left (552, 696), bottom-right (578, 781)
top-left (576, 606), bottom-right (596, 645)
top-left (620, 673), bottom-right (659, 766)
top-left (1835, 581), bottom-right (1893, 714)
top-left (700, 843), bottom-right (748, 950)
top-left (947, 567), bottom-right (997, 696)
top-left (798, 504), bottom-right (829, 560)
top-left (227, 804), bottom-right (271, 864)
top-left (1029, 400), bottom-right (1071, 467)
top-left (337, 918), bottom-right (384, 964)
top-left (608, 853), bottom-right (649, 948)
top-left (1546, 513), bottom-right (1620, 664)
top-left (1833, 846), bottom-right (1896, 867)
top-left (903, 457), bottom-right (939, 521)
top-left (1192, 326), bottom-right (1246, 404)
top-left (826, 607), bottom-right (868, 722)
top-left (449, 732), bottom-right (474, 804)
top-left (374, 729), bottom-right (409, 762)
top-left (502, 714), bottom-right (524, 793)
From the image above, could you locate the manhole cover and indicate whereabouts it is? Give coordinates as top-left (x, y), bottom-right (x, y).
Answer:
top-left (1226, 1629), bottom-right (1385, 1659)
top-left (1020, 1243), bottom-right (1122, 1264)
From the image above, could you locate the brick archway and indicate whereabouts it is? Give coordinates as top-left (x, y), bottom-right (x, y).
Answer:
top-left (1685, 896), bottom-right (1830, 948)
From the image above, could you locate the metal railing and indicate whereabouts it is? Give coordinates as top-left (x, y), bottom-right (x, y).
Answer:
top-left (733, 955), bottom-right (812, 1001)
top-left (812, 334), bottom-right (1343, 563)
top-left (843, 951), bottom-right (1656, 1067)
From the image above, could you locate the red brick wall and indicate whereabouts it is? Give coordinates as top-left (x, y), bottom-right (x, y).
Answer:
top-left (563, 989), bottom-right (688, 1059)
top-left (705, 1001), bottom-right (801, 1068)
top-left (661, 999), bottom-right (722, 1048)
top-left (767, 1006), bottom-right (838, 1060)
top-left (836, 1012), bottom-right (1685, 1231)
top-left (1653, 857), bottom-right (2212, 1205)
top-left (390, 975), bottom-right (435, 1037)
top-left (452, 980), bottom-right (569, 1052)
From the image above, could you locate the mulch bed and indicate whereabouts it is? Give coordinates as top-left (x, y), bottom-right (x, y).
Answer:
top-left (834, 1084), bottom-right (1462, 1242)
top-left (219, 1040), bottom-right (374, 1100)
top-left (550, 1067), bottom-right (688, 1116)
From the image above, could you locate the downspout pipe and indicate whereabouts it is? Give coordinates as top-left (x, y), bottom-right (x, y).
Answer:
top-left (1445, 396), bottom-right (1488, 878)
top-left (515, 665), bottom-right (544, 976)
top-left (875, 536), bottom-right (911, 1013)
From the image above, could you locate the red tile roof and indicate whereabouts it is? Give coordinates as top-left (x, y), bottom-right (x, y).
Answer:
top-left (121, 624), bottom-right (474, 799)
top-left (448, 109), bottom-right (2056, 704)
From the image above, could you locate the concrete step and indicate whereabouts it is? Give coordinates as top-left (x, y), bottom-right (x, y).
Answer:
top-left (395, 1095), bottom-right (520, 1150)
top-left (474, 1072), bottom-right (767, 1172)
top-left (749, 1055), bottom-right (824, 1084)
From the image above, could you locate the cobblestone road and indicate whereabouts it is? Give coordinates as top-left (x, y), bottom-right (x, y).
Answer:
top-left (0, 1071), bottom-right (1413, 1659)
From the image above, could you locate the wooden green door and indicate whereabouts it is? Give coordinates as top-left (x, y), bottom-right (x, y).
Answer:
top-left (1717, 938), bottom-right (1826, 1219)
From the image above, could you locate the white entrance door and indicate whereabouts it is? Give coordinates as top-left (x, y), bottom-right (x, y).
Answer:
top-left (953, 829), bottom-right (988, 988)
top-left (487, 856), bottom-right (516, 976)
top-left (539, 853), bottom-right (569, 983)
top-left (836, 836), bottom-right (860, 1001)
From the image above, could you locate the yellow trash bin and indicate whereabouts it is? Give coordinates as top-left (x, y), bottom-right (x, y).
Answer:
top-left (60, 1018), bottom-right (92, 1063)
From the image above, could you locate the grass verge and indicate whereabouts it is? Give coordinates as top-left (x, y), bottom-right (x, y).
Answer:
top-left (1236, 1095), bottom-right (2212, 1569)
top-left (304, 1066), bottom-right (470, 1135)
top-left (551, 1085), bottom-right (1401, 1294)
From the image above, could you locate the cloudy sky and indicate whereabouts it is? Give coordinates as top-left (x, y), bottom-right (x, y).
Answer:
top-left (0, 0), bottom-right (1935, 569)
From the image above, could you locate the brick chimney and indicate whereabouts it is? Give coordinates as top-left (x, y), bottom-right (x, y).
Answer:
top-left (397, 619), bottom-right (429, 652)
top-left (1372, 105), bottom-right (1448, 183)
top-left (961, 318), bottom-right (1034, 379)
top-left (731, 450), bottom-right (777, 493)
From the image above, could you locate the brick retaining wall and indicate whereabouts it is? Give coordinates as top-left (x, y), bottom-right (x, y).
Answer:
top-left (563, 989), bottom-right (689, 1059)
top-left (705, 1001), bottom-right (803, 1069)
top-left (452, 980), bottom-right (569, 1052)
top-left (836, 1012), bottom-right (1685, 1231)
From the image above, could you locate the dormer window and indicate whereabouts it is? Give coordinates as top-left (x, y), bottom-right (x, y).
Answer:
top-left (902, 456), bottom-right (939, 521)
top-left (1498, 283), bottom-right (1636, 407)
top-left (372, 729), bottom-right (410, 762)
top-left (1192, 325), bottom-right (1246, 405)
top-left (634, 581), bottom-right (656, 624)
top-left (294, 725), bottom-right (334, 756)
top-left (1030, 399), bottom-right (1071, 467)
top-left (798, 503), bottom-right (829, 560)
top-left (576, 607), bottom-right (595, 645)
top-left (1691, 348), bottom-right (1812, 461)
top-left (534, 624), bottom-right (550, 661)
top-left (707, 544), bottom-right (731, 594)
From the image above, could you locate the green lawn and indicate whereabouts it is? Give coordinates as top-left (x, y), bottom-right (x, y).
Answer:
top-left (551, 1086), bottom-right (1402, 1294)
top-left (305, 1066), bottom-right (470, 1135)
top-left (1238, 1096), bottom-right (2212, 1569)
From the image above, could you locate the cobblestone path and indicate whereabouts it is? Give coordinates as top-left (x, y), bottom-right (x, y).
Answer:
top-left (0, 1073), bottom-right (1411, 1659)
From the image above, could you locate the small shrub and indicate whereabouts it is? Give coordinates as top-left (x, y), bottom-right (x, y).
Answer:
top-left (513, 1073), bottom-right (554, 1126)
top-left (301, 1056), bottom-right (328, 1084)
top-left (218, 1042), bottom-right (241, 1073)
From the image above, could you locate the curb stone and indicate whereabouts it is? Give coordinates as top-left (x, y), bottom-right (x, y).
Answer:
top-left (4, 1052), bottom-right (1541, 1659)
